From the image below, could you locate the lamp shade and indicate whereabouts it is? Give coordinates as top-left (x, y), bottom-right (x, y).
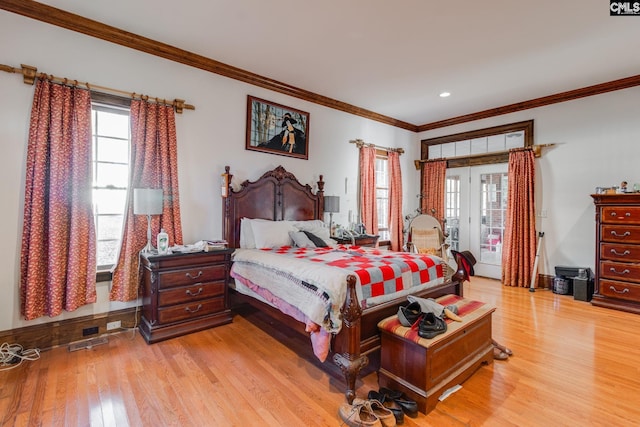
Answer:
top-left (133, 188), bottom-right (163, 215)
top-left (324, 196), bottom-right (340, 213)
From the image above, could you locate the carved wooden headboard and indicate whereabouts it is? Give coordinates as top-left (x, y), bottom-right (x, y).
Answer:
top-left (222, 165), bottom-right (325, 248)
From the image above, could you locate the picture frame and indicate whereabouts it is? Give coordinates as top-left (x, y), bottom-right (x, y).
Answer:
top-left (245, 95), bottom-right (309, 160)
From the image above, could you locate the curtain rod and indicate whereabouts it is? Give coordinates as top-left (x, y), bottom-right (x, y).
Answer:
top-left (0, 63), bottom-right (195, 114)
top-left (349, 139), bottom-right (404, 154)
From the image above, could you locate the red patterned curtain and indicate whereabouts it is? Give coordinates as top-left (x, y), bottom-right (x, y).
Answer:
top-left (502, 148), bottom-right (536, 287)
top-left (20, 80), bottom-right (96, 320)
top-left (388, 151), bottom-right (403, 251)
top-left (110, 100), bottom-right (183, 301)
top-left (421, 160), bottom-right (446, 226)
top-left (359, 145), bottom-right (378, 236)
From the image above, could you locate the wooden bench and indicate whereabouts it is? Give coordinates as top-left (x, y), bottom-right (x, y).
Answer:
top-left (377, 294), bottom-right (495, 414)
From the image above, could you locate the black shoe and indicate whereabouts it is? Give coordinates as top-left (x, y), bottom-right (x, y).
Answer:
top-left (417, 312), bottom-right (447, 339)
top-left (379, 387), bottom-right (419, 418)
top-left (368, 390), bottom-right (404, 424)
top-left (397, 301), bottom-right (422, 327)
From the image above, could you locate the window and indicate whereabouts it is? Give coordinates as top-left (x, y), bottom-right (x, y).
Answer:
top-left (91, 102), bottom-right (130, 270)
top-left (420, 120), bottom-right (533, 168)
top-left (375, 152), bottom-right (390, 241)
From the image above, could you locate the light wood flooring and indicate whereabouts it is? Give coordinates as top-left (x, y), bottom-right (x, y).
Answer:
top-left (2, 277), bottom-right (640, 426)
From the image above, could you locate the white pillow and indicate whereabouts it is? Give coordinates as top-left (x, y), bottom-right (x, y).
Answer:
top-left (289, 231), bottom-right (316, 248)
top-left (251, 220), bottom-right (296, 248)
top-left (239, 218), bottom-right (271, 249)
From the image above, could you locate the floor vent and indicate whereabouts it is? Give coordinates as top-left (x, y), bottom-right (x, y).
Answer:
top-left (68, 336), bottom-right (109, 352)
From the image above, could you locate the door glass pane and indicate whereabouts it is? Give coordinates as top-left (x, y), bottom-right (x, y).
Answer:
top-left (480, 172), bottom-right (508, 265)
top-left (445, 176), bottom-right (460, 252)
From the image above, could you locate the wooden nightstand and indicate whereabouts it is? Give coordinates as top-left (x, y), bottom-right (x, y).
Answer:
top-left (334, 234), bottom-right (380, 247)
top-left (139, 248), bottom-right (234, 343)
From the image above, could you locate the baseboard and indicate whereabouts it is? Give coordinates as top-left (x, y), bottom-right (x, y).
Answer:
top-left (538, 274), bottom-right (554, 290)
top-left (0, 307), bottom-right (140, 351)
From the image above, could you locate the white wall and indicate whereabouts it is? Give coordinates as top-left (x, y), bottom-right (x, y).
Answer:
top-left (419, 87), bottom-right (640, 278)
top-left (0, 13), bottom-right (420, 332)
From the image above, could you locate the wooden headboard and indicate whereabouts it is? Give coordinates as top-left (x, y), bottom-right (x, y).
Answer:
top-left (222, 165), bottom-right (325, 248)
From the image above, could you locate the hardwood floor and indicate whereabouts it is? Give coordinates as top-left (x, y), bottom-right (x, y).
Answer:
top-left (2, 277), bottom-right (640, 426)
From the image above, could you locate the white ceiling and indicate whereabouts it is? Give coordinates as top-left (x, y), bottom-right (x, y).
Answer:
top-left (39, 0), bottom-right (640, 126)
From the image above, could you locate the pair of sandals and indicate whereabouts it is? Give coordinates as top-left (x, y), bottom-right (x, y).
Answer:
top-left (492, 339), bottom-right (513, 360)
top-left (368, 388), bottom-right (418, 424)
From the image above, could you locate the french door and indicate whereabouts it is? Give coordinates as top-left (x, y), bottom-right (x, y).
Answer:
top-left (445, 164), bottom-right (508, 279)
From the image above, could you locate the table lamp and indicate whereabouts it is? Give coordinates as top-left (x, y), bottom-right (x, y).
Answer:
top-left (324, 195), bottom-right (340, 236)
top-left (133, 188), bottom-right (164, 253)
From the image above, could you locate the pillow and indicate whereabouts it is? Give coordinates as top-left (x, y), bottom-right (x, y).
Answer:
top-left (303, 231), bottom-right (329, 247)
top-left (251, 220), bottom-right (296, 248)
top-left (240, 218), bottom-right (273, 248)
top-left (289, 231), bottom-right (316, 248)
top-left (292, 220), bottom-right (331, 242)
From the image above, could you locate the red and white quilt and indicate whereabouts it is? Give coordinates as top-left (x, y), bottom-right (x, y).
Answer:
top-left (231, 245), bottom-right (444, 335)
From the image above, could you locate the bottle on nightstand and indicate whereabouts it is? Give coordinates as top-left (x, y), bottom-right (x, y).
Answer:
top-left (157, 229), bottom-right (169, 254)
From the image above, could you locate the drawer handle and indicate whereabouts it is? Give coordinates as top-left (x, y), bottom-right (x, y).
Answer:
top-left (609, 267), bottom-right (630, 275)
top-left (609, 286), bottom-right (630, 294)
top-left (627, 212), bottom-right (632, 217)
top-left (610, 231), bottom-right (631, 237)
top-left (185, 304), bottom-right (203, 313)
top-left (186, 287), bottom-right (203, 297)
top-left (610, 249), bottom-right (631, 256)
top-left (186, 271), bottom-right (203, 280)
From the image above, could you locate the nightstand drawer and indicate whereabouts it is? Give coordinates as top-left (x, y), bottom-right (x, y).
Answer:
top-left (158, 281), bottom-right (226, 306)
top-left (157, 297), bottom-right (226, 324)
top-left (158, 264), bottom-right (226, 289)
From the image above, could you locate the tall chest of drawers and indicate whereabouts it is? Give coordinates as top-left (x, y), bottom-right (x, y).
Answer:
top-left (591, 194), bottom-right (640, 314)
top-left (139, 249), bottom-right (234, 343)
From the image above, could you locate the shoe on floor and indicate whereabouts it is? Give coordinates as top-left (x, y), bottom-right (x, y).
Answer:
top-left (353, 398), bottom-right (396, 427)
top-left (367, 391), bottom-right (404, 425)
top-left (339, 401), bottom-right (383, 427)
top-left (378, 388), bottom-right (418, 418)
top-left (493, 346), bottom-right (509, 360)
top-left (492, 340), bottom-right (513, 356)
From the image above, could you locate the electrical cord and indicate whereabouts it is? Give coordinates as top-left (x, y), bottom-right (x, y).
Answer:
top-left (0, 342), bottom-right (40, 371)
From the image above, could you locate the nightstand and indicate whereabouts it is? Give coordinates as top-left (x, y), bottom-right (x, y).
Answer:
top-left (334, 234), bottom-right (380, 247)
top-left (139, 249), bottom-right (234, 343)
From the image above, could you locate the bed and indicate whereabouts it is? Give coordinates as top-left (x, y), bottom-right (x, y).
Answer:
top-left (222, 165), bottom-right (466, 403)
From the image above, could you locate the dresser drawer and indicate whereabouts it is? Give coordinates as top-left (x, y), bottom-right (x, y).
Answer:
top-left (601, 206), bottom-right (640, 225)
top-left (600, 243), bottom-right (640, 262)
top-left (158, 264), bottom-right (226, 289)
top-left (599, 279), bottom-right (640, 302)
top-left (600, 261), bottom-right (640, 283)
top-left (158, 281), bottom-right (225, 306)
top-left (600, 224), bottom-right (640, 244)
top-left (157, 297), bottom-right (226, 324)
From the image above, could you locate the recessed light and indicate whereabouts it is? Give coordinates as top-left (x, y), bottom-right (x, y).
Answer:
top-left (439, 92), bottom-right (451, 98)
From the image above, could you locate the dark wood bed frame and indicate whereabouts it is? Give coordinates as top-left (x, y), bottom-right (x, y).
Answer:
top-left (222, 165), bottom-right (465, 403)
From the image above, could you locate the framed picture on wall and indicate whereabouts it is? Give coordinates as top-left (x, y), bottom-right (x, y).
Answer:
top-left (245, 95), bottom-right (309, 160)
